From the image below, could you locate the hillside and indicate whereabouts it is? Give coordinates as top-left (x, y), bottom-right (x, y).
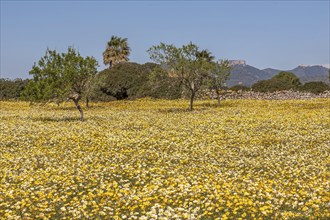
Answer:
top-left (227, 64), bottom-right (329, 87)
top-left (290, 65), bottom-right (329, 83)
top-left (226, 65), bottom-right (273, 87)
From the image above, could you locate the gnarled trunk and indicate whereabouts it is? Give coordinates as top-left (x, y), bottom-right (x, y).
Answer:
top-left (68, 93), bottom-right (84, 121)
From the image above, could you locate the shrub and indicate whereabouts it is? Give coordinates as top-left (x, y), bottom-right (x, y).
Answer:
top-left (0, 78), bottom-right (30, 100)
top-left (299, 81), bottom-right (330, 94)
top-left (95, 62), bottom-right (182, 100)
top-left (230, 84), bottom-right (250, 91)
top-left (252, 71), bottom-right (301, 92)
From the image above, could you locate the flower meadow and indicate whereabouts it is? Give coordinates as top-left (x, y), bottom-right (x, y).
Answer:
top-left (1, 99), bottom-right (329, 219)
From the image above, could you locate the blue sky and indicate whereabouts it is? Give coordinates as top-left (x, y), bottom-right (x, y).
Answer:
top-left (1, 0), bottom-right (329, 79)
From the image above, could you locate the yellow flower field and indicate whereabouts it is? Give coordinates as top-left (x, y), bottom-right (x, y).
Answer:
top-left (1, 99), bottom-right (329, 219)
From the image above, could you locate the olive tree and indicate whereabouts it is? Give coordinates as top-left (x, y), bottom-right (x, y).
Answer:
top-left (148, 42), bottom-right (213, 110)
top-left (24, 47), bottom-right (98, 121)
top-left (208, 60), bottom-right (231, 107)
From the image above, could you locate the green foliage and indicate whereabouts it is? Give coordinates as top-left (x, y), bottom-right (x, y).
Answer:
top-left (299, 81), bottom-right (330, 94)
top-left (252, 79), bottom-right (286, 93)
top-left (148, 42), bottom-right (215, 110)
top-left (205, 60), bottom-right (231, 106)
top-left (22, 49), bottom-right (64, 102)
top-left (0, 78), bottom-right (30, 100)
top-left (196, 49), bottom-right (215, 62)
top-left (63, 48), bottom-right (99, 95)
top-left (103, 36), bottom-right (131, 69)
top-left (22, 48), bottom-right (98, 103)
top-left (97, 62), bottom-right (148, 100)
top-left (96, 62), bottom-right (177, 100)
top-left (208, 60), bottom-right (231, 93)
top-left (230, 84), bottom-right (250, 91)
top-left (252, 71), bottom-right (301, 92)
top-left (271, 71), bottom-right (301, 87)
top-left (147, 65), bottom-right (183, 99)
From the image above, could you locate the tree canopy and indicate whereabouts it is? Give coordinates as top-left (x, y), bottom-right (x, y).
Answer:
top-left (252, 71), bottom-right (301, 92)
top-left (0, 78), bottom-right (30, 100)
top-left (148, 42), bottom-right (217, 110)
top-left (23, 47), bottom-right (98, 120)
top-left (207, 60), bottom-right (231, 106)
top-left (271, 71), bottom-right (301, 87)
top-left (103, 36), bottom-right (131, 69)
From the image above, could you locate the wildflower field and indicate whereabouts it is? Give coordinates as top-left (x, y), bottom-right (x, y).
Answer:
top-left (1, 99), bottom-right (329, 219)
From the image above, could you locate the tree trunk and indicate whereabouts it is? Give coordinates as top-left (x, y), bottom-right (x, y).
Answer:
top-left (74, 99), bottom-right (84, 121)
top-left (68, 93), bottom-right (84, 121)
top-left (216, 90), bottom-right (221, 107)
top-left (190, 91), bottom-right (195, 111)
top-left (86, 97), bottom-right (89, 108)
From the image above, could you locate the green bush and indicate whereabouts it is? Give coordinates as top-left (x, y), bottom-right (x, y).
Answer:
top-left (271, 71), bottom-right (301, 87)
top-left (95, 62), bottom-right (182, 100)
top-left (0, 78), bottom-right (30, 100)
top-left (230, 85), bottom-right (250, 91)
top-left (96, 62), bottom-right (150, 100)
top-left (299, 81), bottom-right (330, 94)
top-left (252, 71), bottom-right (301, 92)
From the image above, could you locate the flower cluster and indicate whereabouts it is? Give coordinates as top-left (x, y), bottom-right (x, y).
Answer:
top-left (1, 99), bottom-right (329, 219)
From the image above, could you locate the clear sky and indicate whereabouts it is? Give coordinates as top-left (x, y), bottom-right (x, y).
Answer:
top-left (1, 0), bottom-right (329, 79)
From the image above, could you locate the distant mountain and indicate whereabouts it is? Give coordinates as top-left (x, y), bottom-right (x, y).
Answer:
top-left (226, 63), bottom-right (329, 87)
top-left (262, 68), bottom-right (281, 76)
top-left (290, 65), bottom-right (329, 83)
top-left (227, 65), bottom-right (273, 87)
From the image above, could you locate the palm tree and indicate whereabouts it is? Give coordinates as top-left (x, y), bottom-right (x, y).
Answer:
top-left (196, 49), bottom-right (215, 62)
top-left (103, 36), bottom-right (131, 69)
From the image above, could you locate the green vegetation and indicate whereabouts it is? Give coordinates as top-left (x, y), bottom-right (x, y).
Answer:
top-left (97, 62), bottom-right (159, 100)
top-left (22, 47), bottom-right (98, 121)
top-left (230, 84), bottom-right (250, 91)
top-left (251, 71), bottom-right (330, 93)
top-left (252, 71), bottom-right (301, 92)
top-left (0, 78), bottom-right (29, 100)
top-left (207, 60), bottom-right (231, 106)
top-left (2, 36), bottom-right (329, 107)
top-left (299, 81), bottom-right (330, 94)
top-left (148, 42), bottom-right (228, 110)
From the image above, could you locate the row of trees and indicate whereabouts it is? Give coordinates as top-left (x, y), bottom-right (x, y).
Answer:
top-left (1, 36), bottom-right (329, 120)
top-left (14, 36), bottom-right (231, 120)
top-left (101, 37), bottom-right (231, 109)
top-left (2, 71), bottom-right (328, 101)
